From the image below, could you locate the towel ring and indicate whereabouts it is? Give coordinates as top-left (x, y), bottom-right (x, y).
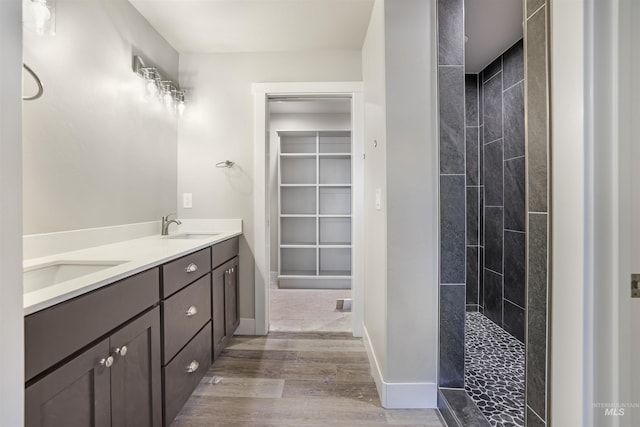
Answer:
top-left (23, 64), bottom-right (44, 101)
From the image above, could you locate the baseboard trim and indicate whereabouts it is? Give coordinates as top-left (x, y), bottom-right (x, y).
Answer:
top-left (235, 318), bottom-right (257, 335)
top-left (362, 325), bottom-right (438, 409)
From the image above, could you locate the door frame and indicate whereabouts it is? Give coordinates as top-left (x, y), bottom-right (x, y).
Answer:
top-left (252, 81), bottom-right (365, 337)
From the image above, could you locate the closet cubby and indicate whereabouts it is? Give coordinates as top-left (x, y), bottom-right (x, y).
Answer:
top-left (277, 130), bottom-right (352, 289)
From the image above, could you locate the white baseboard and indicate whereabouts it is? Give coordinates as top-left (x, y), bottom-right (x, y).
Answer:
top-left (235, 318), bottom-right (257, 335)
top-left (362, 325), bottom-right (438, 409)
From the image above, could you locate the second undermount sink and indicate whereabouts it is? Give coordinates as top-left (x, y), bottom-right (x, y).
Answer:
top-left (165, 232), bottom-right (220, 240)
top-left (24, 260), bottom-right (128, 293)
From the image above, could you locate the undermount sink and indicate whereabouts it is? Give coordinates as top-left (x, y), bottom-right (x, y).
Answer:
top-left (23, 260), bottom-right (128, 293)
top-left (165, 232), bottom-right (220, 240)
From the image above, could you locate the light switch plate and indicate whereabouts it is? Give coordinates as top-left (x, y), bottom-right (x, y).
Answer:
top-left (183, 193), bottom-right (193, 209)
top-left (375, 188), bottom-right (382, 210)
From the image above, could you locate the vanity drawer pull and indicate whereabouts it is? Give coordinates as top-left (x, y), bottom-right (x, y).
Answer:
top-left (186, 360), bottom-right (200, 373)
top-left (185, 263), bottom-right (198, 273)
top-left (186, 306), bottom-right (198, 317)
top-left (100, 356), bottom-right (114, 368)
top-left (115, 346), bottom-right (128, 357)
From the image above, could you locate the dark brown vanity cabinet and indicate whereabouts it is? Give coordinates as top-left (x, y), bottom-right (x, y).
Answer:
top-left (25, 235), bottom-right (240, 427)
top-left (25, 307), bottom-right (162, 427)
top-left (211, 237), bottom-right (240, 361)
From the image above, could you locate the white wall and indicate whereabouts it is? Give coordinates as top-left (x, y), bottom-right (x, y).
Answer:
top-left (22, 0), bottom-right (179, 235)
top-left (362, 0), bottom-right (389, 376)
top-left (177, 51), bottom-right (362, 320)
top-left (550, 0), bottom-right (587, 425)
top-left (268, 112), bottom-right (351, 273)
top-left (362, 0), bottom-right (439, 407)
top-left (0, 1), bottom-right (23, 424)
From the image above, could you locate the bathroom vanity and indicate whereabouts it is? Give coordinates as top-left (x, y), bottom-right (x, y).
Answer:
top-left (23, 232), bottom-right (240, 427)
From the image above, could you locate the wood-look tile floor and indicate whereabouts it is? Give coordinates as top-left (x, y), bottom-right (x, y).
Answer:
top-left (173, 332), bottom-right (445, 427)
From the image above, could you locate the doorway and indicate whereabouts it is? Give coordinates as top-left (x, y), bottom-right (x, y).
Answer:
top-left (252, 82), bottom-right (365, 337)
top-left (268, 97), bottom-right (353, 332)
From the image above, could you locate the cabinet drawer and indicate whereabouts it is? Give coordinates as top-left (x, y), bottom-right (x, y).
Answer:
top-left (163, 322), bottom-right (212, 426)
top-left (212, 237), bottom-right (239, 269)
top-left (25, 268), bottom-right (159, 382)
top-left (162, 247), bottom-right (211, 297)
top-left (162, 274), bottom-right (211, 364)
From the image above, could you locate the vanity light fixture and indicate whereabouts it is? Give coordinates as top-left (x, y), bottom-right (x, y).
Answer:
top-left (23, 0), bottom-right (56, 36)
top-left (132, 55), bottom-right (187, 115)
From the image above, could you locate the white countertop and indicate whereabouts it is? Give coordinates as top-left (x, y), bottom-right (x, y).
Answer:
top-left (23, 223), bottom-right (242, 316)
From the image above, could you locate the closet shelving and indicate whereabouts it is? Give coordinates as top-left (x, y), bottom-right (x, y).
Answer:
top-left (278, 130), bottom-right (352, 289)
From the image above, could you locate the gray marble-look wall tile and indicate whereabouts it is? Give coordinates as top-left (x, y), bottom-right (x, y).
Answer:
top-left (479, 127), bottom-right (484, 185)
top-left (503, 39), bottom-right (524, 90)
top-left (504, 81), bottom-right (525, 160)
top-left (484, 207), bottom-right (503, 274)
top-left (483, 140), bottom-right (504, 207)
top-left (527, 405), bottom-right (546, 426)
top-left (441, 175), bottom-right (466, 283)
top-left (479, 189), bottom-right (484, 246)
top-left (482, 57), bottom-right (502, 82)
top-left (439, 284), bottom-right (466, 388)
top-left (467, 186), bottom-right (479, 245)
top-left (483, 72), bottom-right (503, 143)
top-left (439, 66), bottom-right (466, 174)
top-left (466, 246), bottom-right (479, 305)
top-left (503, 300), bottom-right (525, 343)
top-left (504, 230), bottom-right (526, 308)
top-left (527, 0), bottom-right (546, 19)
top-left (479, 247), bottom-right (484, 309)
top-left (527, 7), bottom-right (549, 213)
top-left (465, 74), bottom-right (479, 126)
top-left (527, 213), bottom-right (548, 420)
top-left (466, 127), bottom-right (479, 185)
top-left (479, 80), bottom-right (484, 126)
top-left (504, 157), bottom-right (526, 232)
top-left (438, 0), bottom-right (464, 65)
top-left (483, 269), bottom-right (503, 326)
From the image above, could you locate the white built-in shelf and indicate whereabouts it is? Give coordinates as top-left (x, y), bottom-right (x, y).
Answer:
top-left (277, 130), bottom-right (352, 289)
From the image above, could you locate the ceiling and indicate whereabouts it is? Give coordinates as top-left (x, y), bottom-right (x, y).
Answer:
top-left (128, 0), bottom-right (375, 54)
top-left (464, 0), bottom-right (523, 73)
top-left (128, 0), bottom-right (521, 74)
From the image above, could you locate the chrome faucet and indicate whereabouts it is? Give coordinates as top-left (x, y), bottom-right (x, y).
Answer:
top-left (161, 213), bottom-right (182, 236)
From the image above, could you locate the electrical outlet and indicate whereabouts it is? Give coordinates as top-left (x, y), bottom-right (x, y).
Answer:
top-left (375, 188), bottom-right (382, 210)
top-left (183, 193), bottom-right (193, 209)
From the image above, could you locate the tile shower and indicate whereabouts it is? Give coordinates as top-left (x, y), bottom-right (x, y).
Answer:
top-left (438, 0), bottom-right (551, 425)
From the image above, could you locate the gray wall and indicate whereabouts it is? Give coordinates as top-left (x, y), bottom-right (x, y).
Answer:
top-left (437, 0), bottom-right (466, 389)
top-left (362, 0), bottom-right (439, 405)
top-left (0, 0), bottom-right (24, 424)
top-left (22, 0), bottom-right (179, 235)
top-left (465, 40), bottom-right (526, 343)
top-left (525, 0), bottom-right (550, 424)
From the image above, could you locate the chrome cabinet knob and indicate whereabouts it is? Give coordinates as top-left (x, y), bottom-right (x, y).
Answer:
top-left (186, 360), bottom-right (199, 373)
top-left (186, 305), bottom-right (198, 317)
top-left (116, 346), bottom-right (128, 357)
top-left (100, 356), bottom-right (114, 368)
top-left (185, 263), bottom-right (198, 273)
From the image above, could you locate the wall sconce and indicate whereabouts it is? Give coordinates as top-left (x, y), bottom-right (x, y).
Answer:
top-left (133, 55), bottom-right (187, 115)
top-left (23, 0), bottom-right (56, 36)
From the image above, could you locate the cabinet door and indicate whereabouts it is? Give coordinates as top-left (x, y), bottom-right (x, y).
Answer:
top-left (110, 307), bottom-right (162, 427)
top-left (212, 264), bottom-right (227, 360)
top-left (25, 339), bottom-right (111, 427)
top-left (225, 257), bottom-right (240, 337)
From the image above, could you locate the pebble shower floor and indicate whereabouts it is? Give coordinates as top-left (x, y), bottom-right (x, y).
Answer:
top-left (465, 311), bottom-right (525, 427)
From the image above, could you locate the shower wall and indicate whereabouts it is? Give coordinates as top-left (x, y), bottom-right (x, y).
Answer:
top-left (465, 40), bottom-right (526, 343)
